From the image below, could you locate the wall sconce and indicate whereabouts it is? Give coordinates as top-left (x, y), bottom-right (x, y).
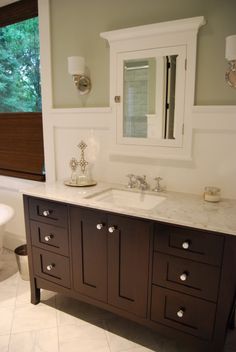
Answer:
top-left (225, 34), bottom-right (236, 88)
top-left (68, 56), bottom-right (91, 95)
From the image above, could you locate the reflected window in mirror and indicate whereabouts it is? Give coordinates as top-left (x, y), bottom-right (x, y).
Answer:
top-left (123, 55), bottom-right (177, 141)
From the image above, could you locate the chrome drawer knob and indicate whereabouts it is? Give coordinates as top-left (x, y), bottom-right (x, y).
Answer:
top-left (43, 210), bottom-right (50, 217)
top-left (108, 226), bottom-right (115, 233)
top-left (44, 234), bottom-right (53, 242)
top-left (46, 264), bottom-right (54, 271)
top-left (182, 241), bottom-right (190, 249)
top-left (180, 273), bottom-right (188, 281)
top-left (177, 309), bottom-right (184, 318)
top-left (96, 223), bottom-right (103, 230)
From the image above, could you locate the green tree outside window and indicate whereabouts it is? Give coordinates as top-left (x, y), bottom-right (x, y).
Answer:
top-left (0, 17), bottom-right (41, 112)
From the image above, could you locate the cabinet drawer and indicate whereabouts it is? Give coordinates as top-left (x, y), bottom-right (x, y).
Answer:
top-left (30, 221), bottom-right (69, 256)
top-left (32, 247), bottom-right (70, 288)
top-left (152, 252), bottom-right (220, 302)
top-left (29, 198), bottom-right (67, 227)
top-left (154, 224), bottom-right (224, 265)
top-left (151, 286), bottom-right (216, 340)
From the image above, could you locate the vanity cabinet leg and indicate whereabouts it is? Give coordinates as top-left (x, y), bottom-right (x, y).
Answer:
top-left (229, 307), bottom-right (235, 330)
top-left (30, 279), bottom-right (40, 304)
top-left (229, 291), bottom-right (236, 330)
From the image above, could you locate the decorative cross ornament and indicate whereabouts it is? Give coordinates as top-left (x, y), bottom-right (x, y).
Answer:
top-left (77, 141), bottom-right (89, 174)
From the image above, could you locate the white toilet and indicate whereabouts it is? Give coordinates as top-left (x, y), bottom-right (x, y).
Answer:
top-left (0, 204), bottom-right (14, 255)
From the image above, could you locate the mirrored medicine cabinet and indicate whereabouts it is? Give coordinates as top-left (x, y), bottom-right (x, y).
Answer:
top-left (101, 16), bottom-right (205, 159)
top-left (123, 55), bottom-right (178, 141)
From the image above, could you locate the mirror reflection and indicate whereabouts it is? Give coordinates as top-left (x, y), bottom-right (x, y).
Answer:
top-left (123, 55), bottom-right (177, 140)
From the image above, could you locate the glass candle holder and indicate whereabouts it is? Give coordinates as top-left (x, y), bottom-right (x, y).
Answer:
top-left (204, 186), bottom-right (221, 202)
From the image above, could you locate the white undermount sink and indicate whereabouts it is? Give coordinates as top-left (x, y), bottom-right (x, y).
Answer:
top-left (86, 188), bottom-right (166, 210)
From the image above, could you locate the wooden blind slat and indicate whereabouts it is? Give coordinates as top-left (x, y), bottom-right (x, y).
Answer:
top-left (0, 0), bottom-right (38, 28)
top-left (0, 113), bottom-right (45, 181)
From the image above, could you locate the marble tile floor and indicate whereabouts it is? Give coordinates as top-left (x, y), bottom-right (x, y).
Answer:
top-left (0, 249), bottom-right (235, 352)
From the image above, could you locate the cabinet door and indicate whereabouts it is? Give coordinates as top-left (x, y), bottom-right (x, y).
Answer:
top-left (108, 214), bottom-right (151, 318)
top-left (70, 207), bottom-right (107, 302)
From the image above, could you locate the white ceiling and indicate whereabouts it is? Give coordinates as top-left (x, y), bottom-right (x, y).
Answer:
top-left (0, 0), bottom-right (19, 7)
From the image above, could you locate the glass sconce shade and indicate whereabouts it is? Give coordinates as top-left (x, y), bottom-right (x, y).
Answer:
top-left (68, 56), bottom-right (91, 94)
top-left (68, 56), bottom-right (85, 75)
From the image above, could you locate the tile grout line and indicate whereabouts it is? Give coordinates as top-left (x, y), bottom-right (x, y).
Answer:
top-left (102, 319), bottom-right (112, 352)
top-left (55, 294), bottom-right (61, 352)
top-left (0, 249), bottom-right (18, 351)
top-left (7, 271), bottom-right (21, 351)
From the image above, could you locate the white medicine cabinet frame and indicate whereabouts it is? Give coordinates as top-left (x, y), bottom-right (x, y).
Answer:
top-left (101, 16), bottom-right (206, 160)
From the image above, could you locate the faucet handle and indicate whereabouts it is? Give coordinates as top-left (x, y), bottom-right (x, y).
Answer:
top-left (126, 174), bottom-right (136, 188)
top-left (126, 173), bottom-right (134, 178)
top-left (153, 177), bottom-right (163, 192)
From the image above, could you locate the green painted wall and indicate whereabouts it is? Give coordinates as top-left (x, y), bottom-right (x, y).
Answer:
top-left (50, 0), bottom-right (236, 108)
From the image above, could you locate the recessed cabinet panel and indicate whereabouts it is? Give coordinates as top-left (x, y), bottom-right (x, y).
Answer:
top-left (108, 214), bottom-right (151, 318)
top-left (70, 207), bottom-right (107, 302)
top-left (154, 224), bottom-right (224, 265)
top-left (152, 252), bottom-right (220, 301)
top-left (30, 220), bottom-right (69, 256)
top-left (151, 286), bottom-right (216, 340)
top-left (29, 197), bottom-right (68, 227)
top-left (32, 247), bottom-right (71, 288)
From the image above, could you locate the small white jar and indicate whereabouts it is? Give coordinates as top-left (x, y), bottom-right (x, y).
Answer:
top-left (204, 186), bottom-right (221, 202)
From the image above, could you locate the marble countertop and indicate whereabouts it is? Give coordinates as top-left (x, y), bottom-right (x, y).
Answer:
top-left (21, 181), bottom-right (236, 236)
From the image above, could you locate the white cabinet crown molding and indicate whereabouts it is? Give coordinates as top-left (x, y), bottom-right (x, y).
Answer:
top-left (100, 16), bottom-right (206, 42)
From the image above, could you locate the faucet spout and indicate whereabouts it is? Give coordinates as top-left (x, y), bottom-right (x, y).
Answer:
top-left (136, 175), bottom-right (149, 191)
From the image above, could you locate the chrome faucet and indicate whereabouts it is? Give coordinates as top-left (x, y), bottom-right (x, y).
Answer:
top-left (126, 174), bottom-right (165, 192)
top-left (135, 175), bottom-right (149, 191)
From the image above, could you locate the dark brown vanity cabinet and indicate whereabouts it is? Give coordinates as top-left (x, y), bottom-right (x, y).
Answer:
top-left (151, 224), bottom-right (223, 339)
top-left (150, 224), bottom-right (236, 351)
top-left (26, 197), bottom-right (71, 293)
top-left (70, 206), bottom-right (151, 318)
top-left (23, 195), bottom-right (236, 352)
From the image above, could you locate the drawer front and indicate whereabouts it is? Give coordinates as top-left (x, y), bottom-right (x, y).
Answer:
top-left (28, 197), bottom-right (67, 227)
top-left (154, 224), bottom-right (224, 265)
top-left (152, 253), bottom-right (220, 301)
top-left (32, 247), bottom-right (70, 288)
top-left (30, 221), bottom-right (69, 256)
top-left (151, 286), bottom-right (216, 340)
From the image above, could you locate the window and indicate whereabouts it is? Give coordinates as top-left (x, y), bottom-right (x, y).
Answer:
top-left (0, 0), bottom-right (45, 181)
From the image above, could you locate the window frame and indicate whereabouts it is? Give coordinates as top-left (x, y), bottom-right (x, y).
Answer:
top-left (0, 0), bottom-right (45, 182)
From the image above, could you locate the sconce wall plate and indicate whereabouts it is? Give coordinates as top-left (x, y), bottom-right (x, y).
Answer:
top-left (68, 56), bottom-right (92, 95)
top-left (225, 35), bottom-right (236, 88)
top-left (73, 74), bottom-right (92, 95)
top-left (225, 60), bottom-right (236, 88)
